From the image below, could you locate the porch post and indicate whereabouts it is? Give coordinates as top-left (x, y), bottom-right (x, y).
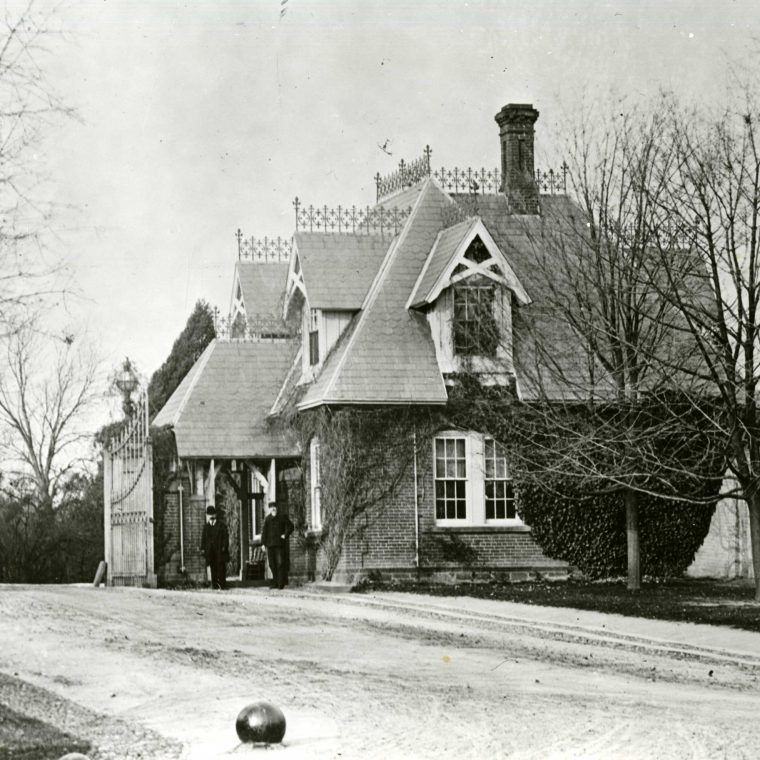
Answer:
top-left (268, 458), bottom-right (277, 504)
top-left (240, 465), bottom-right (249, 578)
top-left (208, 458), bottom-right (216, 505)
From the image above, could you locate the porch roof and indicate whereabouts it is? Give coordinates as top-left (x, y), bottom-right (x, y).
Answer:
top-left (152, 338), bottom-right (299, 458)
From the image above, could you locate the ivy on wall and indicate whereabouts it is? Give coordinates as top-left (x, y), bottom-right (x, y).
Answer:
top-left (518, 478), bottom-right (718, 578)
top-left (294, 405), bottom-right (438, 580)
top-left (277, 377), bottom-right (724, 582)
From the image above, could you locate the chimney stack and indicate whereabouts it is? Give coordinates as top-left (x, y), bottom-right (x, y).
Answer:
top-left (495, 103), bottom-right (539, 214)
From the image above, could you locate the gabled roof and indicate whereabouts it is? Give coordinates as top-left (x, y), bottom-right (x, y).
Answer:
top-left (152, 339), bottom-right (299, 458)
top-left (299, 179), bottom-right (451, 408)
top-left (407, 215), bottom-right (531, 309)
top-left (234, 261), bottom-right (289, 318)
top-left (376, 183), bottom-right (424, 211)
top-left (474, 194), bottom-right (602, 401)
top-left (293, 233), bottom-right (390, 310)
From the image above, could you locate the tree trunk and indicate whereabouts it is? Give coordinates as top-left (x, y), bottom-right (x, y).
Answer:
top-left (748, 492), bottom-right (760, 602)
top-left (625, 489), bottom-right (641, 592)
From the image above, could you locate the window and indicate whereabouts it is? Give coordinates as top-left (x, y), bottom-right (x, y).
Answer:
top-left (309, 309), bottom-right (320, 366)
top-left (484, 438), bottom-right (515, 520)
top-left (453, 285), bottom-right (498, 357)
top-left (310, 437), bottom-right (322, 530)
top-left (434, 436), bottom-right (467, 521)
top-left (434, 432), bottom-right (522, 526)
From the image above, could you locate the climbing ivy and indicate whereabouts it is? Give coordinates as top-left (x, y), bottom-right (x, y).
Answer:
top-left (294, 405), bottom-right (439, 581)
top-left (517, 477), bottom-right (718, 578)
top-left (281, 375), bottom-right (723, 582)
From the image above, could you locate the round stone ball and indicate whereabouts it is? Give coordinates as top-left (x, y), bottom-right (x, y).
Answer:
top-left (58, 754), bottom-right (90, 760)
top-left (235, 701), bottom-right (286, 744)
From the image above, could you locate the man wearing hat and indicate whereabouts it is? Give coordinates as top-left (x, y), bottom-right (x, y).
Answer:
top-left (200, 505), bottom-right (230, 590)
top-left (261, 502), bottom-right (294, 589)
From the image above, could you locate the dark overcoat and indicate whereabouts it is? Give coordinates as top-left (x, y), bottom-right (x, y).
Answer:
top-left (201, 519), bottom-right (230, 564)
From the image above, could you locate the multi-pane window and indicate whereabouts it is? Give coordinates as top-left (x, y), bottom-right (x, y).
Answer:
top-left (453, 285), bottom-right (498, 357)
top-left (433, 432), bottom-right (521, 526)
top-left (309, 309), bottom-right (320, 366)
top-left (310, 437), bottom-right (322, 529)
top-left (484, 438), bottom-right (515, 520)
top-left (434, 437), bottom-right (467, 520)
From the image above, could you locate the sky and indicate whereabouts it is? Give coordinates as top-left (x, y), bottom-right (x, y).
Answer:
top-left (32, 0), bottom-right (760, 387)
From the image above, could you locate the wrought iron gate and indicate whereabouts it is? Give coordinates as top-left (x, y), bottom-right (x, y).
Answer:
top-left (103, 388), bottom-right (156, 587)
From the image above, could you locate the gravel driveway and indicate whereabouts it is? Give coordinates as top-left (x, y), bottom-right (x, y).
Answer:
top-left (1, 584), bottom-right (760, 759)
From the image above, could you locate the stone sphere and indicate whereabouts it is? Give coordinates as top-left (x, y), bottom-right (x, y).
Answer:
top-left (235, 701), bottom-right (286, 744)
top-left (58, 754), bottom-right (90, 760)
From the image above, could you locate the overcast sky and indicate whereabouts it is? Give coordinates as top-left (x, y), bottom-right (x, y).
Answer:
top-left (37, 0), bottom-right (759, 383)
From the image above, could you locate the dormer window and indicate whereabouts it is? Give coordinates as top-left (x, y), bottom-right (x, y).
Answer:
top-left (309, 309), bottom-right (320, 366)
top-left (453, 284), bottom-right (498, 357)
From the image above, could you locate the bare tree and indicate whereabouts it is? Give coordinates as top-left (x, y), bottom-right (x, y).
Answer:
top-left (0, 324), bottom-right (98, 510)
top-left (508, 101), bottom-right (722, 590)
top-left (647, 89), bottom-right (760, 599)
top-left (0, 0), bottom-right (75, 335)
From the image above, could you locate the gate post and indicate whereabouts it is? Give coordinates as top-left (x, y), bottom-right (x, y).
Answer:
top-left (103, 448), bottom-right (113, 587)
top-left (145, 432), bottom-right (157, 588)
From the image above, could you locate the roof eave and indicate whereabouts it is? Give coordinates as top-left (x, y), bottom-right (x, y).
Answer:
top-left (296, 396), bottom-right (449, 411)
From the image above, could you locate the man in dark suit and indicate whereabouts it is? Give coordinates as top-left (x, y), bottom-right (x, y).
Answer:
top-left (200, 505), bottom-right (229, 590)
top-left (261, 502), bottom-right (294, 589)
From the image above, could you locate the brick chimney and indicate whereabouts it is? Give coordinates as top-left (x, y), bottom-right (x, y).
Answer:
top-left (495, 103), bottom-right (539, 214)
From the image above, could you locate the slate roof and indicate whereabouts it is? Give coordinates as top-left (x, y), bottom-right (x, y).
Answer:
top-left (299, 180), bottom-right (451, 408)
top-left (152, 339), bottom-right (299, 458)
top-left (408, 217), bottom-right (478, 308)
top-left (474, 194), bottom-right (605, 400)
top-left (235, 261), bottom-right (289, 317)
top-left (295, 233), bottom-right (390, 310)
top-left (377, 184), bottom-right (424, 211)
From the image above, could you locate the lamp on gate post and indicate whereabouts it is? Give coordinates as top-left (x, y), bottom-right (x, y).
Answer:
top-left (115, 358), bottom-right (140, 418)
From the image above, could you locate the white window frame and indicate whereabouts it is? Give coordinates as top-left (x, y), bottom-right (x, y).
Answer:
top-left (483, 438), bottom-right (517, 524)
top-left (309, 437), bottom-right (322, 530)
top-left (434, 432), bottom-right (469, 525)
top-left (433, 431), bottom-right (522, 527)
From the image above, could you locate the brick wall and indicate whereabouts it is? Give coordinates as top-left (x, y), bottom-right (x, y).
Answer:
top-left (292, 423), bottom-right (567, 585)
top-left (157, 476), bottom-right (208, 585)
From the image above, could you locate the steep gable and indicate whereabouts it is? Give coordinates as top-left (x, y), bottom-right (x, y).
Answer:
top-left (233, 261), bottom-right (289, 319)
top-left (299, 180), bottom-right (452, 408)
top-left (475, 194), bottom-right (604, 400)
top-left (407, 216), bottom-right (530, 309)
top-left (287, 233), bottom-right (390, 312)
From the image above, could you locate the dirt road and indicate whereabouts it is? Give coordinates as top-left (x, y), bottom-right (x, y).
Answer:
top-left (1, 585), bottom-right (759, 759)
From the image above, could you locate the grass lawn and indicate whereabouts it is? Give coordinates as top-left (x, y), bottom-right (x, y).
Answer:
top-left (0, 703), bottom-right (90, 760)
top-left (357, 578), bottom-right (760, 633)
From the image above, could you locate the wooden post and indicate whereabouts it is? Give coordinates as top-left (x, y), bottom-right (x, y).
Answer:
top-left (268, 458), bottom-right (277, 504)
top-left (145, 429), bottom-right (157, 588)
top-left (240, 465), bottom-right (249, 579)
top-left (93, 560), bottom-right (107, 587)
top-left (625, 489), bottom-right (641, 592)
top-left (103, 449), bottom-right (113, 587)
